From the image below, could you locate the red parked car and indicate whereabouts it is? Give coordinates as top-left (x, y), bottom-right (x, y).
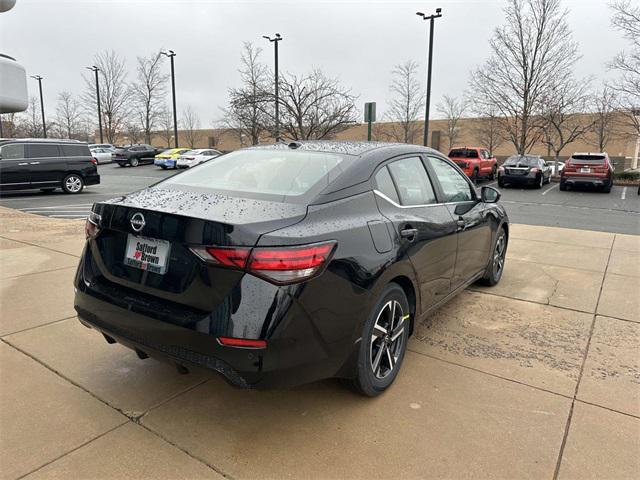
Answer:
top-left (448, 147), bottom-right (498, 183)
top-left (560, 152), bottom-right (614, 193)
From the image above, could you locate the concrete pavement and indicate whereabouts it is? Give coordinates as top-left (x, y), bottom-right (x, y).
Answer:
top-left (0, 206), bottom-right (638, 479)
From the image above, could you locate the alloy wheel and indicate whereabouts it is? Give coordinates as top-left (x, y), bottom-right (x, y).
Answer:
top-left (65, 175), bottom-right (82, 193)
top-left (493, 233), bottom-right (506, 280)
top-left (370, 300), bottom-right (406, 379)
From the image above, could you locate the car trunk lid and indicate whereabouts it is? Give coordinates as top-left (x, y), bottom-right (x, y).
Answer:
top-left (89, 186), bottom-right (307, 308)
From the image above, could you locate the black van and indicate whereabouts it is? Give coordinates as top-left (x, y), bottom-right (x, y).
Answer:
top-left (0, 139), bottom-right (100, 194)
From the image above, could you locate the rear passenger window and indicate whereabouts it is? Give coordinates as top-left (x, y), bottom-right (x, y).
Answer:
top-left (0, 144), bottom-right (25, 160)
top-left (374, 167), bottom-right (400, 204)
top-left (61, 144), bottom-right (90, 157)
top-left (387, 157), bottom-right (436, 206)
top-left (28, 144), bottom-right (60, 158)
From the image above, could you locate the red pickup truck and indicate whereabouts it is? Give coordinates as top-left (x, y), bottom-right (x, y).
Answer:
top-left (448, 147), bottom-right (498, 182)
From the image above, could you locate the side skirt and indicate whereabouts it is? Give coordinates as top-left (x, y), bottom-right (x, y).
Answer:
top-left (416, 270), bottom-right (484, 324)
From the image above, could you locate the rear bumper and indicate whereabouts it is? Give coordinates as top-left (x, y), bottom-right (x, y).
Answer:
top-left (499, 173), bottom-right (537, 185)
top-left (154, 158), bottom-right (175, 167)
top-left (73, 245), bottom-right (365, 389)
top-left (562, 175), bottom-right (609, 186)
top-left (84, 174), bottom-right (100, 186)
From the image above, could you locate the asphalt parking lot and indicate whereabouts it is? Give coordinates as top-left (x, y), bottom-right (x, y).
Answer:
top-left (1, 163), bottom-right (638, 235)
top-left (0, 208), bottom-right (638, 479)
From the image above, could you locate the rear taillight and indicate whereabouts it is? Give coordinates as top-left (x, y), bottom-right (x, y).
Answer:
top-left (218, 337), bottom-right (266, 349)
top-left (192, 241), bottom-right (337, 285)
top-left (85, 212), bottom-right (101, 239)
top-left (531, 167), bottom-right (540, 173)
top-left (498, 166), bottom-right (504, 172)
top-left (91, 158), bottom-right (98, 165)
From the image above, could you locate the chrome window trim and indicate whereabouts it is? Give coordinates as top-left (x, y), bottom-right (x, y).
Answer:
top-left (373, 189), bottom-right (475, 209)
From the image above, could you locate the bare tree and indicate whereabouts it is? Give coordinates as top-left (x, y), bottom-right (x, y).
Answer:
top-left (181, 106), bottom-right (201, 148)
top-left (54, 91), bottom-right (83, 139)
top-left (277, 69), bottom-right (357, 140)
top-left (610, 0), bottom-right (640, 140)
top-left (436, 95), bottom-right (467, 151)
top-left (158, 109), bottom-right (174, 147)
top-left (124, 122), bottom-right (143, 144)
top-left (385, 61), bottom-right (424, 144)
top-left (131, 52), bottom-right (168, 144)
top-left (539, 78), bottom-right (593, 168)
top-left (82, 50), bottom-right (132, 144)
top-left (14, 96), bottom-right (43, 137)
top-left (469, 0), bottom-right (580, 154)
top-left (224, 42), bottom-right (270, 145)
top-left (469, 106), bottom-right (507, 156)
top-left (588, 87), bottom-right (618, 151)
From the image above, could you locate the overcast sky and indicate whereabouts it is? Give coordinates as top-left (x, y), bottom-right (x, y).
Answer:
top-left (0, 0), bottom-right (628, 125)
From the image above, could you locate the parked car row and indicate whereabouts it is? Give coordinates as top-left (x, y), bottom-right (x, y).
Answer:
top-left (87, 144), bottom-right (223, 169)
top-left (446, 146), bottom-right (614, 194)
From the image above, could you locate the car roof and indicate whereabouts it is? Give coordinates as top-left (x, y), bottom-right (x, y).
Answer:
top-left (0, 138), bottom-right (86, 146)
top-left (247, 140), bottom-right (436, 157)
top-left (571, 152), bottom-right (608, 157)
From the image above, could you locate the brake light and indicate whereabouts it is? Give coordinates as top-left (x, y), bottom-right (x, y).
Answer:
top-left (193, 241), bottom-right (337, 285)
top-left (531, 167), bottom-right (540, 173)
top-left (91, 158), bottom-right (98, 165)
top-left (205, 247), bottom-right (251, 268)
top-left (218, 337), bottom-right (266, 349)
top-left (85, 212), bottom-right (101, 239)
top-left (498, 166), bottom-right (504, 172)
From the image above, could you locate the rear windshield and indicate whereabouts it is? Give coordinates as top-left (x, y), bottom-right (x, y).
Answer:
top-left (449, 149), bottom-right (478, 159)
top-left (162, 149), bottom-right (350, 203)
top-left (571, 154), bottom-right (606, 163)
top-left (504, 155), bottom-right (539, 166)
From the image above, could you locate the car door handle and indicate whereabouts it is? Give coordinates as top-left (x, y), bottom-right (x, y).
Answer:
top-left (400, 228), bottom-right (418, 240)
top-left (29, 162), bottom-right (40, 165)
top-left (18, 162), bottom-right (28, 166)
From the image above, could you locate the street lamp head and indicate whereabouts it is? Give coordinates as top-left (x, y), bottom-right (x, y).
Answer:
top-left (86, 65), bottom-right (99, 72)
top-left (30, 75), bottom-right (43, 80)
top-left (263, 33), bottom-right (283, 42)
top-left (416, 11), bottom-right (425, 17)
top-left (436, 7), bottom-right (442, 13)
top-left (160, 50), bottom-right (176, 58)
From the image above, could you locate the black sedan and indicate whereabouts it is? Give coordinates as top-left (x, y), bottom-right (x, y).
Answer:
top-left (112, 144), bottom-right (159, 167)
top-left (497, 154), bottom-right (551, 188)
top-left (75, 141), bottom-right (509, 396)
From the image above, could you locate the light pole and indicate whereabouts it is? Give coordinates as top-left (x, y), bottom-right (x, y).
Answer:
top-left (262, 33), bottom-right (282, 141)
top-left (417, 8), bottom-right (442, 147)
top-left (161, 50), bottom-right (179, 148)
top-left (86, 66), bottom-right (103, 143)
top-left (30, 74), bottom-right (47, 138)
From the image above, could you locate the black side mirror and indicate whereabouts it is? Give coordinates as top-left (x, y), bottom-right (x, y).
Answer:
top-left (481, 186), bottom-right (501, 203)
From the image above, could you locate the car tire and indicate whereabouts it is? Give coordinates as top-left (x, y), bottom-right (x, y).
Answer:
top-left (471, 169), bottom-right (479, 184)
top-left (498, 178), bottom-right (505, 188)
top-left (535, 174), bottom-right (543, 189)
top-left (559, 180), bottom-right (567, 191)
top-left (130, 158), bottom-right (139, 167)
top-left (478, 227), bottom-right (507, 286)
top-left (489, 165), bottom-right (497, 180)
top-left (603, 179), bottom-right (612, 193)
top-left (62, 174), bottom-right (84, 194)
top-left (160, 165), bottom-right (167, 170)
top-left (351, 283), bottom-right (410, 397)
